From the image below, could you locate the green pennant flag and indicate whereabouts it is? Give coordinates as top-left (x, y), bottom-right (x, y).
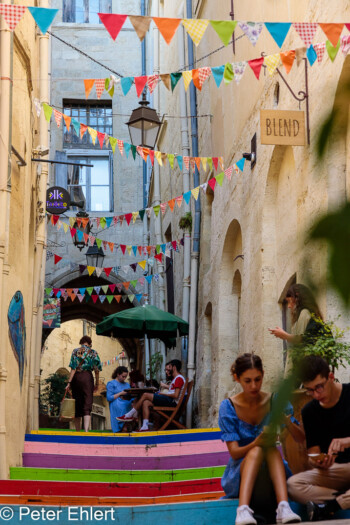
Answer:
top-left (128, 294), bottom-right (135, 303)
top-left (156, 244), bottom-right (161, 254)
top-left (99, 217), bottom-right (106, 229)
top-left (325, 39), bottom-right (340, 62)
top-left (154, 205), bottom-right (160, 217)
top-left (139, 209), bottom-right (145, 221)
top-left (167, 154), bottom-right (175, 169)
top-left (207, 157), bottom-right (213, 171)
top-left (130, 279), bottom-right (138, 288)
top-left (215, 172), bottom-right (225, 186)
top-left (109, 136), bottom-right (117, 154)
top-left (105, 78), bottom-right (114, 98)
top-left (107, 295), bottom-right (114, 304)
top-left (42, 103), bottom-right (53, 122)
top-left (86, 287), bottom-right (94, 295)
top-left (210, 20), bottom-right (237, 46)
top-left (101, 285), bottom-right (109, 293)
top-left (223, 62), bottom-right (234, 84)
top-left (96, 238), bottom-right (102, 248)
top-left (45, 288), bottom-right (52, 296)
top-left (131, 145), bottom-right (137, 159)
top-left (171, 72), bottom-right (182, 91)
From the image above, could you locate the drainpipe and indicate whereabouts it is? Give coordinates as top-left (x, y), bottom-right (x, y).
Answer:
top-left (29, 0), bottom-right (50, 430)
top-left (177, 6), bottom-right (191, 367)
top-left (151, 0), bottom-right (166, 371)
top-left (0, 0), bottom-right (12, 479)
top-left (186, 0), bottom-right (201, 427)
top-left (141, 0), bottom-right (150, 377)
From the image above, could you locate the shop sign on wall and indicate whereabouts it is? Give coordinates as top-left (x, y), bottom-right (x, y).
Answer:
top-left (46, 186), bottom-right (70, 214)
top-left (260, 110), bottom-right (305, 146)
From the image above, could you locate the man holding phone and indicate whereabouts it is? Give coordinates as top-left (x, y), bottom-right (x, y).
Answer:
top-left (287, 355), bottom-right (350, 521)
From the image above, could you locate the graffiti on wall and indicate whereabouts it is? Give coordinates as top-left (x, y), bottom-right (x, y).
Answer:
top-left (8, 291), bottom-right (26, 388)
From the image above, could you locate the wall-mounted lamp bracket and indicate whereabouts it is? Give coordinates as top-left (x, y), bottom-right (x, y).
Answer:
top-left (261, 53), bottom-right (310, 145)
top-left (242, 133), bottom-right (257, 169)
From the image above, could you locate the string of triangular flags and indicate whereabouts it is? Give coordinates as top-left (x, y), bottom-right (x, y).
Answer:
top-left (84, 35), bottom-right (350, 99)
top-left (102, 352), bottom-right (126, 368)
top-left (2, 6), bottom-right (349, 51)
top-left (48, 215), bottom-right (183, 256)
top-left (44, 285), bottom-right (149, 306)
top-left (46, 248), bottom-right (175, 277)
top-left (48, 156), bottom-right (246, 234)
top-left (37, 101), bottom-right (223, 173)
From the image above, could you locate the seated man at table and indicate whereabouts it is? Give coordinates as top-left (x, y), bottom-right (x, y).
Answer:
top-left (287, 355), bottom-right (350, 521)
top-left (117, 359), bottom-right (185, 431)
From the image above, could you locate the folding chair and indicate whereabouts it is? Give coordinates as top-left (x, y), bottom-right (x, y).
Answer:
top-left (152, 379), bottom-right (194, 431)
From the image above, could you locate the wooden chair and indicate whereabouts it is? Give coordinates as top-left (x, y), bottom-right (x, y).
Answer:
top-left (151, 379), bottom-right (194, 431)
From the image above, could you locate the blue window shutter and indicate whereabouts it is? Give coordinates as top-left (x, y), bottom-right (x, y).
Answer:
top-left (54, 151), bottom-right (68, 188)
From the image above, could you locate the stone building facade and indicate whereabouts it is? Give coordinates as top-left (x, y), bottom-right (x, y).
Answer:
top-left (148, 0), bottom-right (350, 427)
top-left (0, 7), bottom-right (45, 477)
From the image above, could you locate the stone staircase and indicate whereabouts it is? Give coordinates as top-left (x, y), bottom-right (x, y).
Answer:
top-left (0, 428), bottom-right (239, 524)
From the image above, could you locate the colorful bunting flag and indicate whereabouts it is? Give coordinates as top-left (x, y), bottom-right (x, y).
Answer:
top-left (265, 22), bottom-right (292, 48)
top-left (265, 53), bottom-right (281, 76)
top-left (210, 20), bottom-right (237, 46)
top-left (129, 15), bottom-right (152, 41)
top-left (182, 18), bottom-right (209, 46)
top-left (0, 4), bottom-right (26, 31)
top-left (293, 23), bottom-right (318, 47)
top-left (135, 75), bottom-right (148, 97)
top-left (233, 61), bottom-right (247, 84)
top-left (280, 49), bottom-right (295, 73)
top-left (98, 13), bottom-right (127, 40)
top-left (27, 7), bottom-right (58, 35)
top-left (313, 42), bottom-right (326, 63)
top-left (147, 74), bottom-right (160, 94)
top-left (84, 79), bottom-right (95, 99)
top-left (326, 39), bottom-right (341, 61)
top-left (152, 17), bottom-right (181, 44)
top-left (95, 79), bottom-right (105, 99)
top-left (211, 65), bottom-right (225, 87)
top-left (182, 70), bottom-right (192, 91)
top-left (248, 57), bottom-right (264, 80)
top-left (319, 23), bottom-right (344, 47)
top-left (238, 21), bottom-right (264, 46)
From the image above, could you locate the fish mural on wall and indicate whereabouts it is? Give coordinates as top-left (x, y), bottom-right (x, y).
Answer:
top-left (8, 291), bottom-right (26, 388)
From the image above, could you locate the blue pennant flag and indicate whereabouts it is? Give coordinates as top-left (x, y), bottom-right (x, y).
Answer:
top-left (121, 77), bottom-right (133, 96)
top-left (105, 217), bottom-right (113, 228)
top-left (236, 158), bottom-right (246, 172)
top-left (211, 65), bottom-right (225, 87)
top-left (176, 156), bottom-right (183, 170)
top-left (71, 118), bottom-right (80, 136)
top-left (135, 294), bottom-right (143, 302)
top-left (145, 275), bottom-right (153, 284)
top-left (265, 23), bottom-right (291, 48)
top-left (183, 191), bottom-right (191, 205)
top-left (79, 288), bottom-right (86, 295)
top-left (132, 246), bottom-right (137, 256)
top-left (161, 243), bottom-right (166, 253)
top-left (124, 143), bottom-right (131, 158)
top-left (306, 44), bottom-right (317, 66)
top-left (28, 7), bottom-right (58, 35)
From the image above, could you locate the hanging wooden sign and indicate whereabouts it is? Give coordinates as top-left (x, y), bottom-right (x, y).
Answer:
top-left (260, 110), bottom-right (305, 146)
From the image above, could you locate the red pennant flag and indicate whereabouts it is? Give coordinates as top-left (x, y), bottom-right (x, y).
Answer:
top-left (98, 13), bottom-right (127, 40)
top-left (149, 150), bottom-right (155, 165)
top-left (134, 76), bottom-right (148, 97)
top-left (155, 253), bottom-right (163, 263)
top-left (0, 4), bottom-right (26, 31)
top-left (208, 178), bottom-right (217, 192)
top-left (120, 244), bottom-right (126, 254)
top-left (138, 246), bottom-right (142, 255)
top-left (248, 57), bottom-right (264, 80)
top-left (52, 215), bottom-right (60, 225)
top-left (91, 295), bottom-right (99, 304)
top-left (212, 157), bottom-right (219, 171)
top-left (172, 241), bottom-right (177, 250)
top-left (109, 284), bottom-right (116, 293)
top-left (70, 227), bottom-right (76, 238)
top-left (346, 24), bottom-right (350, 32)
top-left (125, 213), bottom-right (132, 225)
top-left (54, 255), bottom-right (62, 265)
top-left (104, 267), bottom-right (112, 277)
top-left (97, 131), bottom-right (105, 149)
top-left (53, 288), bottom-right (60, 297)
top-left (95, 79), bottom-right (105, 99)
top-left (319, 23), bottom-right (344, 47)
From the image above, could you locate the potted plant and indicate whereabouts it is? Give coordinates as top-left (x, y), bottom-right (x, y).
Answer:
top-left (179, 212), bottom-right (192, 232)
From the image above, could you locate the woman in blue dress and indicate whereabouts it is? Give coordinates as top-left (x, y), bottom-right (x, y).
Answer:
top-left (219, 353), bottom-right (304, 525)
top-left (106, 366), bottom-right (133, 432)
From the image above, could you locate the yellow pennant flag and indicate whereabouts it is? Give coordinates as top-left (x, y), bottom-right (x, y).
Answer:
top-left (154, 151), bottom-right (163, 166)
top-left (62, 222), bottom-right (69, 233)
top-left (182, 18), bottom-right (209, 46)
top-left (132, 211), bottom-right (139, 223)
top-left (182, 71), bottom-right (193, 91)
top-left (126, 245), bottom-right (132, 256)
top-left (191, 187), bottom-right (200, 200)
top-left (88, 126), bottom-right (97, 145)
top-left (138, 260), bottom-right (147, 270)
top-left (201, 157), bottom-right (207, 171)
top-left (69, 217), bottom-right (76, 228)
top-left (87, 266), bottom-right (95, 276)
top-left (265, 53), bottom-right (281, 76)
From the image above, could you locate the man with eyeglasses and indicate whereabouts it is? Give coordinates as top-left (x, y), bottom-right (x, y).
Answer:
top-left (287, 355), bottom-right (350, 521)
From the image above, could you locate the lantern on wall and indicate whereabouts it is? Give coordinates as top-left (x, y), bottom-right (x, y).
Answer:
top-left (126, 96), bottom-right (161, 149)
top-left (72, 211), bottom-right (91, 251)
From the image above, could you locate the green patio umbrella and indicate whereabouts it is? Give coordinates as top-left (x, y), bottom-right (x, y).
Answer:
top-left (96, 304), bottom-right (189, 347)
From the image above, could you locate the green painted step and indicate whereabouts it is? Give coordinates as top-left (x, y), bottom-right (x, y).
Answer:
top-left (10, 466), bottom-right (225, 483)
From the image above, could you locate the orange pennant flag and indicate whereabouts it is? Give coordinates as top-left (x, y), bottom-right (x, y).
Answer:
top-left (195, 157), bottom-right (201, 170)
top-left (280, 49), bottom-right (296, 74)
top-left (152, 17), bottom-right (181, 44)
top-left (319, 23), bottom-right (344, 47)
top-left (84, 79), bottom-right (95, 99)
top-left (123, 281), bottom-right (130, 291)
top-left (63, 114), bottom-right (71, 131)
top-left (168, 198), bottom-right (175, 212)
top-left (176, 195), bottom-right (183, 208)
top-left (108, 242), bottom-right (114, 252)
top-left (192, 69), bottom-right (201, 90)
top-left (80, 124), bottom-right (88, 139)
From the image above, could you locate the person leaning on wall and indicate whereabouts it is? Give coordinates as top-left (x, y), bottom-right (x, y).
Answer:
top-left (65, 335), bottom-right (102, 432)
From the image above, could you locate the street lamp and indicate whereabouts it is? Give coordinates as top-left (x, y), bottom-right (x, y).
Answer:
top-left (126, 95), bottom-right (161, 149)
top-left (86, 242), bottom-right (105, 268)
top-left (73, 211), bottom-right (91, 251)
